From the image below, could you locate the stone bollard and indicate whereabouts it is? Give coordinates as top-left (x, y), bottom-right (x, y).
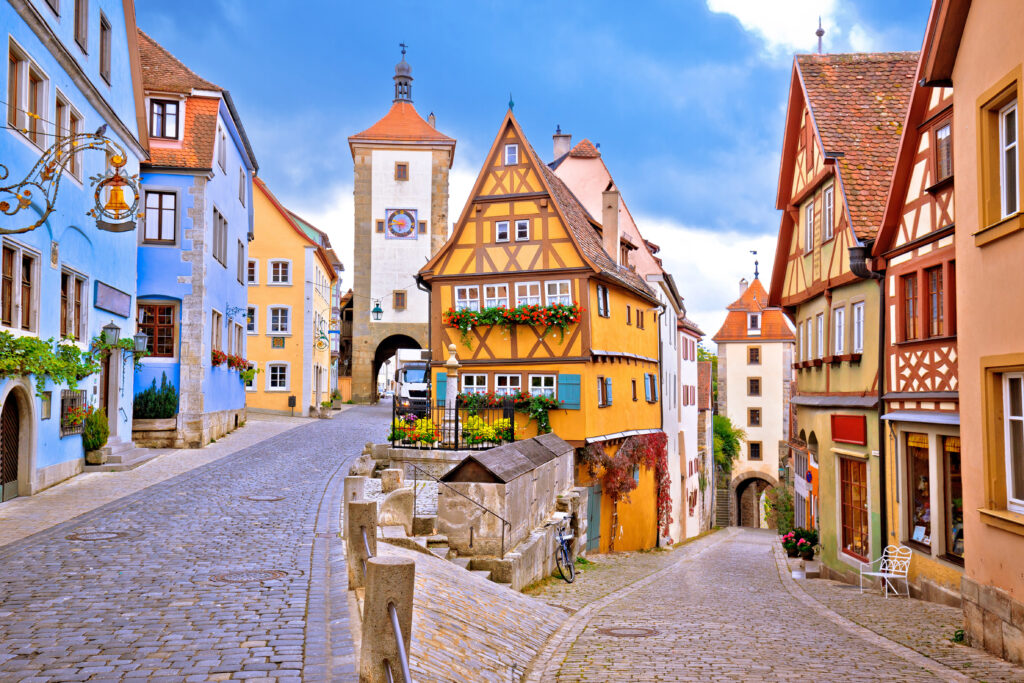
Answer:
top-left (344, 476), bottom-right (367, 505)
top-left (360, 556), bottom-right (415, 683)
top-left (346, 500), bottom-right (378, 590)
top-left (381, 468), bottom-right (404, 493)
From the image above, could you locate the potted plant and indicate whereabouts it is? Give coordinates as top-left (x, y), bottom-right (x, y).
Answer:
top-left (792, 527), bottom-right (819, 560)
top-left (331, 389), bottom-right (343, 409)
top-left (781, 531), bottom-right (800, 557)
top-left (319, 399), bottom-right (332, 418)
top-left (82, 407), bottom-right (110, 465)
top-left (797, 537), bottom-right (816, 560)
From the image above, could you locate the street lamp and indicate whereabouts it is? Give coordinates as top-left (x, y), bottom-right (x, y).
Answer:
top-left (371, 300), bottom-right (383, 321)
top-left (101, 320), bottom-right (120, 345)
top-left (133, 330), bottom-right (149, 353)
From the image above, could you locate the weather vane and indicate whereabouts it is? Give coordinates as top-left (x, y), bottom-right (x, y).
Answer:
top-left (750, 250), bottom-right (759, 280)
top-left (399, 41), bottom-right (407, 56)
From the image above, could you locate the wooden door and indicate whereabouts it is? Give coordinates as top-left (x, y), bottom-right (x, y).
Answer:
top-left (586, 483), bottom-right (602, 552)
top-left (1, 393), bottom-right (19, 502)
top-left (98, 353), bottom-right (110, 414)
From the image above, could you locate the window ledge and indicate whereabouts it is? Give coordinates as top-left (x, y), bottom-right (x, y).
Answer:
top-left (894, 335), bottom-right (957, 347)
top-left (925, 175), bottom-right (954, 195)
top-left (978, 507), bottom-right (1024, 536)
top-left (974, 211), bottom-right (1024, 247)
top-left (811, 358), bottom-right (823, 368)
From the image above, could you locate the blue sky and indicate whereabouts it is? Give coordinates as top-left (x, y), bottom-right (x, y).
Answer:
top-left (136, 0), bottom-right (933, 337)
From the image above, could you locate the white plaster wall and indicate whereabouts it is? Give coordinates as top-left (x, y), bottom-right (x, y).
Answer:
top-left (370, 148), bottom-right (433, 325)
top-left (659, 300), bottom-right (682, 544)
top-left (680, 329), bottom-right (701, 537)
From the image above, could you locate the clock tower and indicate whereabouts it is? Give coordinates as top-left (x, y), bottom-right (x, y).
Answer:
top-left (348, 49), bottom-right (456, 403)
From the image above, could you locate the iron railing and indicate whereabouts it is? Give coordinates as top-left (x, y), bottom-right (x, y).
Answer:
top-left (359, 525), bottom-right (412, 683)
top-left (389, 397), bottom-right (516, 451)
top-left (409, 462), bottom-right (513, 559)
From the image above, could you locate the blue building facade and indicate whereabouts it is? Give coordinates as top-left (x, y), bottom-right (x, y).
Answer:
top-left (1, 0), bottom-right (149, 499)
top-left (133, 31), bottom-right (256, 448)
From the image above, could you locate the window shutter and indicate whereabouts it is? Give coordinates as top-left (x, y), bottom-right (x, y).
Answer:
top-left (652, 375), bottom-right (659, 402)
top-left (435, 373), bottom-right (447, 407)
top-left (605, 377), bottom-right (613, 405)
top-left (644, 374), bottom-right (652, 402)
top-left (557, 374), bottom-right (580, 410)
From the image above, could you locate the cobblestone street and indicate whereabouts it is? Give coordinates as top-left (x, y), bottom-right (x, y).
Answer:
top-left (0, 405), bottom-right (390, 682)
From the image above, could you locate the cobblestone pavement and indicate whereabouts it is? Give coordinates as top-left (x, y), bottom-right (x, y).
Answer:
top-left (525, 528), bottom-right (1024, 682)
top-left (0, 404), bottom-right (389, 682)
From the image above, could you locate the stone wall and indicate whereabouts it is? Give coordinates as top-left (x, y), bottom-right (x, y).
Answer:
top-left (962, 576), bottom-right (1024, 665)
top-left (132, 408), bottom-right (246, 449)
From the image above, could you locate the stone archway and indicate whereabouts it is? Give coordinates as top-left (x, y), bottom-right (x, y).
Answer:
top-left (0, 380), bottom-right (36, 501)
top-left (729, 470), bottom-right (778, 528)
top-left (371, 335), bottom-right (421, 403)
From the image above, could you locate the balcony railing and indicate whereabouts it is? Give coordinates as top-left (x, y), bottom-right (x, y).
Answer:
top-left (389, 397), bottom-right (516, 450)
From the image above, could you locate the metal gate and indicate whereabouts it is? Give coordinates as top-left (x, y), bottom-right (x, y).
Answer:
top-left (586, 483), bottom-right (602, 552)
top-left (1, 393), bottom-right (20, 502)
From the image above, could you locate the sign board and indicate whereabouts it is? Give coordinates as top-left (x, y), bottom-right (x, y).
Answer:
top-left (94, 281), bottom-right (131, 318)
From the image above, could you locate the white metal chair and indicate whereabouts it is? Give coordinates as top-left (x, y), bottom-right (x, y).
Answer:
top-left (859, 545), bottom-right (912, 597)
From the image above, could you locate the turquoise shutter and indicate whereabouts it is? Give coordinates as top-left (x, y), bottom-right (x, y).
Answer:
top-left (644, 375), bottom-right (652, 402)
top-left (605, 377), bottom-right (613, 405)
top-left (652, 375), bottom-right (659, 402)
top-left (435, 373), bottom-right (447, 407)
top-left (557, 374), bottom-right (580, 410)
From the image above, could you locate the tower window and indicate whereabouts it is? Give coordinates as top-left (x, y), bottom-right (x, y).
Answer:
top-left (395, 162), bottom-right (409, 181)
top-left (504, 144), bottom-right (519, 165)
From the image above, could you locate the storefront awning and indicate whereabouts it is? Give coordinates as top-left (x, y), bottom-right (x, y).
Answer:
top-left (880, 410), bottom-right (960, 425)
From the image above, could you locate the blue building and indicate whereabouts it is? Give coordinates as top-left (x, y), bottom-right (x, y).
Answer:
top-left (1, 0), bottom-right (149, 500)
top-left (132, 30), bottom-right (257, 448)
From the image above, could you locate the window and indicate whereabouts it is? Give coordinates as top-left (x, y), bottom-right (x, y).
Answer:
top-left (833, 306), bottom-right (845, 355)
top-left (816, 313), bottom-right (824, 358)
top-left (840, 457), bottom-right (869, 561)
top-left (137, 303), bottom-right (175, 357)
top-left (1, 243), bottom-right (38, 332)
top-left (495, 374), bottom-right (520, 396)
top-left (943, 436), bottom-right (964, 560)
top-left (269, 260), bottom-right (291, 285)
top-left (804, 202), bottom-right (814, 252)
top-left (545, 280), bottom-right (571, 306)
top-left (393, 290), bottom-right (406, 310)
top-left (926, 267), bottom-right (944, 337)
top-left (483, 284), bottom-right (508, 308)
top-left (626, 305), bottom-right (632, 325)
top-left (852, 302), bottom-right (865, 354)
top-left (26, 67), bottom-right (44, 147)
top-left (212, 208), bottom-right (227, 266)
top-left (462, 374), bottom-right (487, 395)
top-left (59, 269), bottom-right (86, 339)
top-left (747, 378), bottom-right (761, 397)
top-left (903, 275), bottom-right (918, 341)
top-left (6, 51), bottom-right (17, 128)
top-left (935, 123), bottom-right (952, 182)
top-left (267, 363), bottom-right (288, 391)
top-left (515, 282), bottom-right (541, 306)
top-left (55, 95), bottom-right (82, 178)
top-left (637, 310), bottom-right (645, 329)
top-left (418, 220), bottom-right (426, 234)
top-left (244, 362), bottom-right (257, 392)
top-left (495, 221), bottom-right (510, 243)
top-left (211, 310), bottom-right (223, 352)
top-left (529, 375), bottom-right (556, 398)
top-left (644, 373), bottom-right (658, 403)
top-left (748, 313), bottom-right (760, 333)
top-left (904, 432), bottom-right (932, 549)
top-left (632, 378), bottom-right (638, 401)
top-left (6, 47), bottom-right (46, 146)
top-left (376, 220), bottom-right (385, 234)
top-left (98, 13), bottom-right (110, 84)
top-left (142, 191), bottom-right (177, 244)
top-left (394, 162), bottom-right (408, 181)
top-left (598, 376), bottom-right (612, 407)
top-left (246, 306), bottom-right (257, 334)
top-left (268, 306), bottom-right (290, 334)
top-left (1000, 101), bottom-right (1018, 218)
top-left (454, 285), bottom-right (479, 311)
top-left (515, 219), bottom-right (530, 241)
top-left (504, 143), bottom-right (518, 165)
top-left (236, 241), bottom-right (245, 284)
top-left (149, 99), bottom-right (179, 138)
top-left (748, 408), bottom-right (761, 427)
top-left (823, 186), bottom-right (834, 241)
top-left (74, 0), bottom-right (88, 50)
top-left (747, 346), bottom-right (761, 365)
top-left (238, 168), bottom-right (246, 206)
top-left (596, 284), bottom-right (610, 317)
top-left (749, 442), bottom-right (762, 461)
top-left (1003, 373), bottom-right (1024, 514)
top-left (246, 259), bottom-right (258, 285)
top-left (218, 126), bottom-right (227, 172)
top-left (799, 321), bottom-right (806, 361)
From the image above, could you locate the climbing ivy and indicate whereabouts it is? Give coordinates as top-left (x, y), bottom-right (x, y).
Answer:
top-left (0, 333), bottom-right (99, 397)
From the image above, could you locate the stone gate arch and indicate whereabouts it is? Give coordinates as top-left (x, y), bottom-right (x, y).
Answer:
top-left (729, 470), bottom-right (778, 528)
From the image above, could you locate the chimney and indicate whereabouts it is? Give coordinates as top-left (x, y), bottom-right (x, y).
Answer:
top-left (428, 112), bottom-right (436, 128)
top-left (739, 278), bottom-right (749, 295)
top-left (553, 125), bottom-right (571, 160)
top-left (602, 189), bottom-right (620, 266)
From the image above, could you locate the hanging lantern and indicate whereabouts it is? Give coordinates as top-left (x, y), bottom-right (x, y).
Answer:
top-left (371, 300), bottom-right (383, 321)
top-left (101, 320), bottom-right (121, 345)
top-left (133, 330), bottom-right (149, 353)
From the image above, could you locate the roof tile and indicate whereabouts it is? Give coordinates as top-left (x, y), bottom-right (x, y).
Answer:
top-left (137, 30), bottom-right (219, 93)
top-left (713, 279), bottom-right (794, 342)
top-left (350, 101), bottom-right (454, 143)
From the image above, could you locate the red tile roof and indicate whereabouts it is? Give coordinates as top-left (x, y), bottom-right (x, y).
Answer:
top-left (147, 96), bottom-right (218, 169)
top-left (797, 52), bottom-right (918, 240)
top-left (137, 30), bottom-right (218, 93)
top-left (713, 279), bottom-right (794, 342)
top-left (569, 139), bottom-right (601, 158)
top-left (349, 101), bottom-right (454, 143)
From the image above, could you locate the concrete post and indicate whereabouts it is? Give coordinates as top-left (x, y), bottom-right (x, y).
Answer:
top-left (443, 343), bottom-right (460, 444)
top-left (344, 476), bottom-right (367, 504)
top-left (346, 499), bottom-right (378, 590)
top-left (359, 556), bottom-right (415, 683)
top-left (381, 468), bottom-right (404, 493)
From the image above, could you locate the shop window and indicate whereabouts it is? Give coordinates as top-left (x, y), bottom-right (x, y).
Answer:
top-left (840, 457), bottom-right (869, 561)
top-left (905, 432), bottom-right (931, 550)
top-left (943, 436), bottom-right (964, 561)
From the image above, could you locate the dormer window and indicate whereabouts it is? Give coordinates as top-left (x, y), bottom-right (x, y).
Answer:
top-left (748, 313), bottom-right (761, 334)
top-left (504, 144), bottom-right (519, 165)
top-left (150, 100), bottom-right (178, 139)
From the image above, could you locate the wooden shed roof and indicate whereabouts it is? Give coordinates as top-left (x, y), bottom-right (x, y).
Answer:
top-left (440, 434), bottom-right (572, 484)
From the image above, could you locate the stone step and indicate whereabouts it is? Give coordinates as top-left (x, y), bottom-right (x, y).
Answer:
top-left (469, 569), bottom-right (492, 581)
top-left (450, 557), bottom-right (472, 570)
top-left (425, 535), bottom-right (449, 546)
top-left (412, 515), bottom-right (437, 536)
top-left (429, 545), bottom-right (451, 560)
top-left (84, 447), bottom-right (164, 472)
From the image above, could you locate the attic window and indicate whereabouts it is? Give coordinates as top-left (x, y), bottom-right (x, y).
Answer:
top-left (748, 313), bottom-right (761, 334)
top-left (150, 100), bottom-right (179, 139)
top-left (504, 144), bottom-right (519, 165)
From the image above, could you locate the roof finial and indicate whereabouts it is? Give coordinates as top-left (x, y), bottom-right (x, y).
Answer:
top-left (816, 17), bottom-right (825, 54)
top-left (750, 250), bottom-right (759, 280)
top-left (508, 93), bottom-right (515, 111)
top-left (400, 41), bottom-right (407, 57)
top-left (393, 43), bottom-right (413, 103)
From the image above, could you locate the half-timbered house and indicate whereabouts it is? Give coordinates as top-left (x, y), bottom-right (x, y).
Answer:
top-left (419, 111), bottom-right (665, 552)
top-left (768, 52), bottom-right (917, 581)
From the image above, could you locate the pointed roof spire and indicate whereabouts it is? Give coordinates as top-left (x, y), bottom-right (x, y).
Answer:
top-left (394, 42), bottom-right (412, 102)
top-left (816, 17), bottom-right (825, 54)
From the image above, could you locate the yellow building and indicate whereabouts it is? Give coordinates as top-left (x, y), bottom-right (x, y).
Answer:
top-left (419, 111), bottom-right (666, 552)
top-left (247, 178), bottom-right (337, 416)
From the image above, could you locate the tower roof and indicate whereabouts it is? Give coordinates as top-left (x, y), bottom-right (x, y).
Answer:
top-left (349, 101), bottom-right (454, 144)
top-left (713, 278), bottom-right (794, 342)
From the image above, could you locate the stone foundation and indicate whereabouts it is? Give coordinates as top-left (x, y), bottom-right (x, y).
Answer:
top-left (133, 408), bottom-right (246, 449)
top-left (34, 458), bottom-right (84, 494)
top-left (962, 576), bottom-right (1024, 665)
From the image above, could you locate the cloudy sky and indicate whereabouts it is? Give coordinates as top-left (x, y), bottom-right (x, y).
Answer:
top-left (136, 0), bottom-right (933, 339)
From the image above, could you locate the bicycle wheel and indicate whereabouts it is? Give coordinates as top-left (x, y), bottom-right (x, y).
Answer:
top-left (555, 542), bottom-right (575, 583)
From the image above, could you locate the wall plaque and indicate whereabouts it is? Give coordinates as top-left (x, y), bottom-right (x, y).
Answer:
top-left (94, 281), bottom-right (131, 318)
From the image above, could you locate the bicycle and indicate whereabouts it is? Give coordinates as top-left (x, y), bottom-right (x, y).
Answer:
top-left (552, 513), bottom-right (576, 583)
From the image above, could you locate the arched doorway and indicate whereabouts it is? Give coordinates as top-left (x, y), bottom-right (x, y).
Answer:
top-left (730, 471), bottom-right (779, 528)
top-left (372, 335), bottom-right (421, 403)
top-left (1, 390), bottom-right (24, 501)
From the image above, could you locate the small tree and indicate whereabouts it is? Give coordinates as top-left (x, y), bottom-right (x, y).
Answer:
top-left (82, 407), bottom-right (109, 452)
top-left (766, 485), bottom-right (795, 534)
top-left (713, 415), bottom-right (745, 475)
top-left (133, 372), bottom-right (179, 419)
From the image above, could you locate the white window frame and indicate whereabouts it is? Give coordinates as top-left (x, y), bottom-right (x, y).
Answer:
top-left (852, 302), bottom-right (865, 354)
top-left (596, 284), bottom-right (610, 317)
top-left (268, 259), bottom-right (292, 285)
top-left (804, 202), bottom-right (814, 252)
top-left (247, 258), bottom-right (258, 285)
top-left (454, 285), bottom-right (479, 311)
top-left (495, 374), bottom-right (521, 396)
top-left (833, 306), bottom-right (846, 355)
top-left (515, 281), bottom-right (541, 307)
top-left (1, 239), bottom-right (40, 334)
top-left (245, 361), bottom-right (257, 392)
top-left (7, 43), bottom-right (50, 149)
top-left (238, 167), bottom-right (246, 206)
top-left (515, 219), bottom-right (530, 241)
top-left (266, 362), bottom-right (290, 392)
top-left (268, 305), bottom-right (291, 335)
top-left (504, 143), bottom-right (519, 165)
top-left (1004, 373), bottom-right (1024, 514)
top-left (232, 321), bottom-right (243, 355)
top-left (461, 373), bottom-right (487, 395)
top-left (142, 189), bottom-right (178, 244)
top-left (529, 374), bottom-right (556, 398)
top-left (211, 207), bottom-right (227, 266)
top-left (483, 283), bottom-right (508, 309)
top-left (823, 186), bottom-right (835, 241)
top-left (54, 90), bottom-right (83, 179)
top-left (218, 125), bottom-right (227, 172)
top-left (246, 305), bottom-right (257, 334)
top-left (211, 308), bottom-right (223, 353)
top-left (800, 321), bottom-right (807, 361)
top-left (748, 312), bottom-right (761, 333)
top-left (495, 220), bottom-right (510, 243)
top-left (545, 280), bottom-right (571, 306)
top-left (816, 313), bottom-right (824, 359)
top-left (1000, 100), bottom-right (1019, 219)
top-left (59, 267), bottom-right (88, 340)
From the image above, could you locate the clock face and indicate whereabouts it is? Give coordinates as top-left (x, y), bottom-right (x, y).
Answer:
top-left (386, 209), bottom-right (417, 240)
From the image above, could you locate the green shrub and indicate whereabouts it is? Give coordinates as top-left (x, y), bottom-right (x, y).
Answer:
top-left (133, 372), bottom-right (179, 419)
top-left (82, 407), bottom-right (109, 452)
top-left (766, 485), bottom-right (795, 535)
